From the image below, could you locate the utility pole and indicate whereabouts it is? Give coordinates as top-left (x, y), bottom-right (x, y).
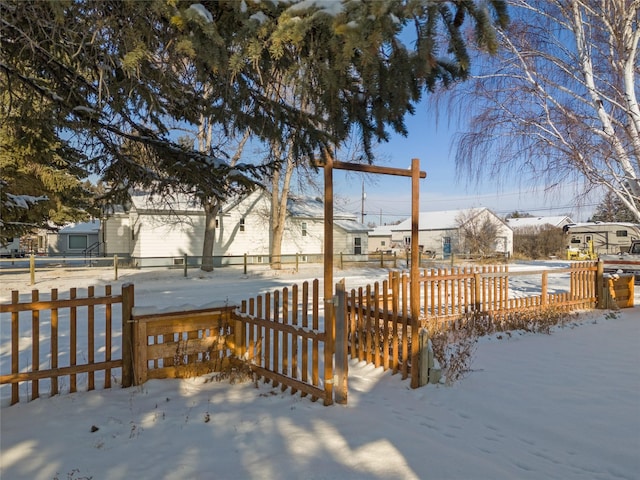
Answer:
top-left (361, 179), bottom-right (366, 224)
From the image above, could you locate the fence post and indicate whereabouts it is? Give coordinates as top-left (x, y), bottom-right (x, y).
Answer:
top-left (296, 253), bottom-right (299, 272)
top-left (541, 270), bottom-right (548, 306)
top-left (121, 283), bottom-right (135, 388)
top-left (334, 280), bottom-right (348, 404)
top-left (380, 251), bottom-right (384, 268)
top-left (596, 261), bottom-right (604, 308)
top-left (340, 252), bottom-right (343, 270)
top-left (418, 328), bottom-right (429, 387)
top-left (114, 254), bottom-right (118, 281)
top-left (394, 251), bottom-right (397, 268)
top-left (474, 273), bottom-right (482, 313)
top-left (183, 254), bottom-right (188, 277)
top-left (324, 295), bottom-right (335, 406)
top-left (244, 253), bottom-right (247, 275)
top-left (29, 254), bottom-right (35, 286)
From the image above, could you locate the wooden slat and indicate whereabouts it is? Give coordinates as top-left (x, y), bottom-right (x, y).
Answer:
top-left (105, 285), bottom-right (112, 389)
top-left (31, 290), bottom-right (39, 400)
top-left (0, 360), bottom-right (124, 384)
top-left (88, 286), bottom-right (95, 391)
top-left (11, 291), bottom-right (19, 404)
top-left (70, 288), bottom-right (77, 393)
top-left (51, 288), bottom-right (59, 397)
top-left (0, 294), bottom-right (123, 313)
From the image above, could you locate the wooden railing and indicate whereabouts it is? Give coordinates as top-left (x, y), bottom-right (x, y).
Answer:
top-left (0, 285), bottom-right (127, 405)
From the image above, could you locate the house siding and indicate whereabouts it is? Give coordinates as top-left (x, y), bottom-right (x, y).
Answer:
top-left (101, 190), bottom-right (369, 262)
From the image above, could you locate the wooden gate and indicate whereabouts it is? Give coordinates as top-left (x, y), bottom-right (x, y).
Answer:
top-left (234, 279), bottom-right (333, 405)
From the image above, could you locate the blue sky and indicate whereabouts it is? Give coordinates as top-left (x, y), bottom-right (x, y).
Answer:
top-left (329, 101), bottom-right (600, 225)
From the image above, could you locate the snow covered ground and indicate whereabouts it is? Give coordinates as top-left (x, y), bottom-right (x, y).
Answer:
top-left (1, 263), bottom-right (639, 480)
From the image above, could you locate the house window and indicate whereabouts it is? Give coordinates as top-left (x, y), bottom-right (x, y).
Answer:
top-left (68, 235), bottom-right (88, 250)
top-left (215, 218), bottom-right (219, 228)
top-left (616, 230), bottom-right (628, 237)
top-left (239, 218), bottom-right (245, 232)
top-left (354, 237), bottom-right (362, 255)
top-left (381, 240), bottom-right (386, 246)
top-left (404, 236), bottom-right (411, 247)
top-left (301, 222), bottom-right (307, 236)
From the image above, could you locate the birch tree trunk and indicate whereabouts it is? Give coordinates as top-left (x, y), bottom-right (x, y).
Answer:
top-left (445, 0), bottom-right (640, 220)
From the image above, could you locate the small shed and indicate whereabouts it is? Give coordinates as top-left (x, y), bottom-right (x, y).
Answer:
top-left (47, 220), bottom-right (101, 256)
top-left (368, 225), bottom-right (397, 253)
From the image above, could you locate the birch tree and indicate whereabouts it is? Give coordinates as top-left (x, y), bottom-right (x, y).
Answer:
top-left (446, 0), bottom-right (640, 220)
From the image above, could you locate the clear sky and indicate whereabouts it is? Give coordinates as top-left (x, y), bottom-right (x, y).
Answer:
top-left (328, 100), bottom-right (600, 225)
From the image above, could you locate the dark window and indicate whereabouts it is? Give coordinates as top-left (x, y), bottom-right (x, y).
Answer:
top-left (239, 218), bottom-right (245, 232)
top-left (302, 222), bottom-right (307, 236)
top-left (616, 230), bottom-right (628, 237)
top-left (354, 237), bottom-right (362, 255)
top-left (68, 235), bottom-right (88, 249)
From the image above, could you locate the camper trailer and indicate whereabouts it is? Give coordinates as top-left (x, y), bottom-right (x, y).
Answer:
top-left (564, 222), bottom-right (640, 257)
top-left (0, 237), bottom-right (26, 258)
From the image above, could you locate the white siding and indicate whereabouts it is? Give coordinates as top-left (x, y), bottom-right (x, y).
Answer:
top-left (102, 215), bottom-right (131, 256)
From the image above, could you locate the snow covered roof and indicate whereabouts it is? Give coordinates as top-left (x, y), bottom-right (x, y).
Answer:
top-left (130, 192), bottom-right (203, 212)
top-left (287, 196), bottom-right (358, 221)
top-left (56, 220), bottom-right (100, 234)
top-left (369, 225), bottom-right (395, 237)
top-left (391, 208), bottom-right (491, 232)
top-left (506, 216), bottom-right (573, 229)
top-left (286, 197), bottom-right (369, 232)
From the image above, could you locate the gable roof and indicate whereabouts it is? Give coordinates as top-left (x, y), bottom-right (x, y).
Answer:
top-left (287, 196), bottom-right (370, 232)
top-left (391, 208), bottom-right (494, 231)
top-left (370, 225), bottom-right (395, 237)
top-left (506, 216), bottom-right (573, 229)
top-left (57, 220), bottom-right (100, 234)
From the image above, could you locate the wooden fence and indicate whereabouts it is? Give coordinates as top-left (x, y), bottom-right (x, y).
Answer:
top-left (128, 280), bottom-right (332, 405)
top-left (1, 281), bottom-right (332, 406)
top-left (235, 279), bottom-right (331, 405)
top-left (345, 262), bottom-right (600, 380)
top-left (0, 261), bottom-right (614, 406)
top-left (0, 285), bottom-right (127, 405)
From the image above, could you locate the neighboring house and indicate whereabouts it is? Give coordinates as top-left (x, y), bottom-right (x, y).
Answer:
top-left (101, 190), bottom-right (370, 264)
top-left (368, 224), bottom-right (398, 253)
top-left (506, 215), bottom-right (573, 230)
top-left (47, 220), bottom-right (101, 256)
top-left (390, 208), bottom-right (513, 258)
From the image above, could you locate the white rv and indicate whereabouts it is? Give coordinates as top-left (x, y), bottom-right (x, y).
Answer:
top-left (0, 237), bottom-right (26, 258)
top-left (563, 222), bottom-right (640, 255)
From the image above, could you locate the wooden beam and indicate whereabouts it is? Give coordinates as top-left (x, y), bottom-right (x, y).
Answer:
top-left (410, 158), bottom-right (420, 389)
top-left (331, 160), bottom-right (427, 179)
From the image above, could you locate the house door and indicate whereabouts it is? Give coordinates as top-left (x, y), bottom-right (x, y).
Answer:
top-left (354, 237), bottom-right (362, 255)
top-left (443, 236), bottom-right (451, 258)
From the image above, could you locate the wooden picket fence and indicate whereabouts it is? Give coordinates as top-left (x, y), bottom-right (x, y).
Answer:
top-left (0, 261), bottom-right (609, 406)
top-left (346, 262), bottom-right (600, 377)
top-left (2, 281), bottom-right (333, 406)
top-left (235, 279), bottom-right (331, 404)
top-left (0, 285), bottom-right (127, 405)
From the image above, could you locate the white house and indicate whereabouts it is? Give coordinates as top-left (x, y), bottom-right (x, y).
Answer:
top-left (101, 190), bottom-right (370, 264)
top-left (506, 215), bottom-right (573, 230)
top-left (390, 208), bottom-right (513, 258)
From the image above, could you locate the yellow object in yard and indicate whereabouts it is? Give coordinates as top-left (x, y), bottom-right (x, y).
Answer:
top-left (567, 240), bottom-right (597, 261)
